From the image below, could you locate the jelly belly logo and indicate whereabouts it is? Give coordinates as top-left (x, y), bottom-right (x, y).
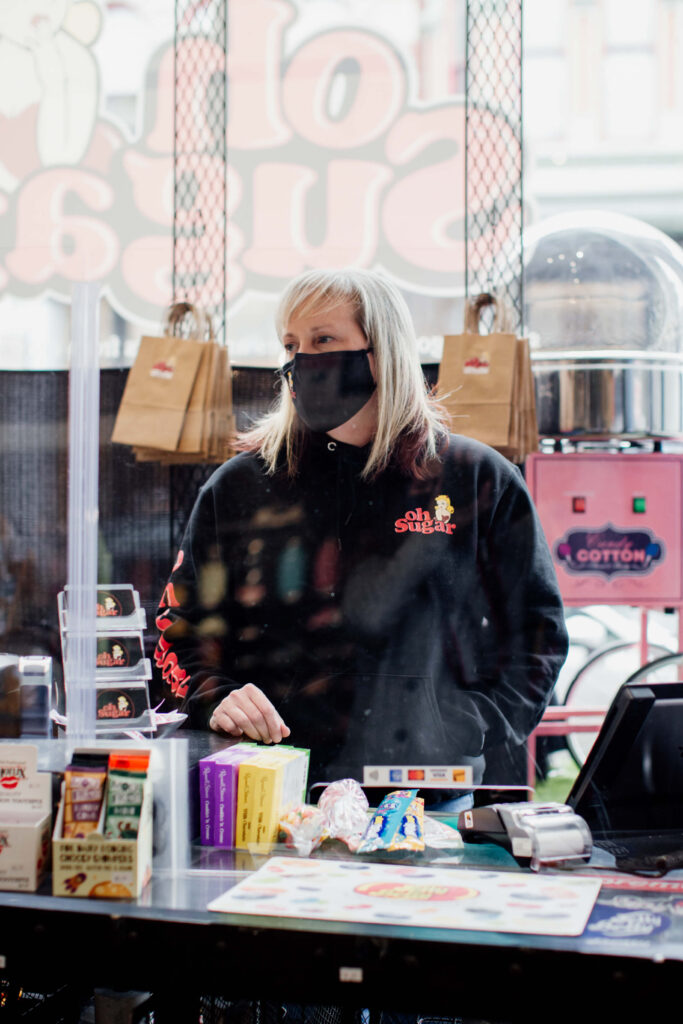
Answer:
top-left (555, 524), bottom-right (664, 578)
top-left (0, 767), bottom-right (26, 790)
top-left (463, 355), bottom-right (490, 374)
top-left (354, 882), bottom-right (476, 901)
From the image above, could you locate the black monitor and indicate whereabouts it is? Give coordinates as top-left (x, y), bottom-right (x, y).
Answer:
top-left (567, 681), bottom-right (683, 846)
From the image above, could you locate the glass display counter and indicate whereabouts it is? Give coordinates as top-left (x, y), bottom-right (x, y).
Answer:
top-left (0, 734), bottom-right (682, 1023)
top-left (1, 841), bottom-right (683, 1023)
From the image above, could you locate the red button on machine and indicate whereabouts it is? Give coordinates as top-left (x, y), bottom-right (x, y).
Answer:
top-left (572, 496), bottom-right (586, 513)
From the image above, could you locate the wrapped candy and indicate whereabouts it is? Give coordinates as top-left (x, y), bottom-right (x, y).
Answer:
top-left (317, 778), bottom-right (370, 850)
top-left (279, 778), bottom-right (370, 855)
top-left (357, 790), bottom-right (425, 854)
top-left (422, 812), bottom-right (464, 853)
top-left (279, 804), bottom-right (327, 857)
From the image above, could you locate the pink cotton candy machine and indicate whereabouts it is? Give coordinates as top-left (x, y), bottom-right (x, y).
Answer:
top-left (526, 452), bottom-right (683, 609)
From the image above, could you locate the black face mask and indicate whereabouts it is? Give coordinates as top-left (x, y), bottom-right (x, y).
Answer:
top-left (278, 349), bottom-right (376, 433)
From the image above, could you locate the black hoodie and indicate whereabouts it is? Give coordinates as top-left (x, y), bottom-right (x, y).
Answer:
top-left (154, 433), bottom-right (568, 785)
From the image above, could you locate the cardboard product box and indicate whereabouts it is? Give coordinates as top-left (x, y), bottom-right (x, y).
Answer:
top-left (0, 743), bottom-right (51, 892)
top-left (198, 743), bottom-right (259, 847)
top-left (52, 773), bottom-right (153, 900)
top-left (235, 745), bottom-right (310, 850)
top-left (214, 746), bottom-right (262, 848)
top-left (198, 754), bottom-right (216, 846)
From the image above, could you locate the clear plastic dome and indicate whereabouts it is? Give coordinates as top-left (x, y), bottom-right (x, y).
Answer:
top-left (523, 211), bottom-right (683, 354)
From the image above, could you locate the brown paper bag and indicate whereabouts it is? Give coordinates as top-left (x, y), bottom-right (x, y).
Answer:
top-left (518, 333), bottom-right (539, 461)
top-left (112, 303), bottom-right (208, 452)
top-left (438, 294), bottom-right (519, 451)
top-left (128, 303), bottom-right (236, 465)
top-left (175, 318), bottom-right (218, 455)
top-left (438, 294), bottom-right (537, 462)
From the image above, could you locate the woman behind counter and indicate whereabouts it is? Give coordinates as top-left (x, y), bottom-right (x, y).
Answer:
top-left (153, 268), bottom-right (568, 795)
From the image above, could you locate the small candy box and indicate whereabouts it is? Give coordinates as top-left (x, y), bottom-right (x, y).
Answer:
top-left (198, 743), bottom-right (260, 847)
top-left (0, 743), bottom-right (52, 892)
top-left (52, 749), bottom-right (153, 899)
top-left (235, 745), bottom-right (310, 850)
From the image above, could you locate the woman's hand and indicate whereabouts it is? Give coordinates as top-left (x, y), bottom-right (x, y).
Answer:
top-left (209, 683), bottom-right (291, 744)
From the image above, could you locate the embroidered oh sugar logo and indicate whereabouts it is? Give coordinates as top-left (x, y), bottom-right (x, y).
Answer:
top-left (394, 495), bottom-right (456, 536)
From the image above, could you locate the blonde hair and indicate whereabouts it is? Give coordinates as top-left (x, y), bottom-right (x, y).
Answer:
top-left (239, 268), bottom-right (449, 479)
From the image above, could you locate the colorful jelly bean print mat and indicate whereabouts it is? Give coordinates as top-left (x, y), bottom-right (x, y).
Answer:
top-left (208, 857), bottom-right (601, 936)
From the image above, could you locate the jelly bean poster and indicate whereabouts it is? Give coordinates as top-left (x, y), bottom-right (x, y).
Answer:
top-left (208, 857), bottom-right (601, 936)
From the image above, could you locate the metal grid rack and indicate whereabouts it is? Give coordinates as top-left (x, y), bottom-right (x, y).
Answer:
top-left (170, 0), bottom-right (228, 551)
top-left (465, 0), bottom-right (523, 331)
top-left (173, 0), bottom-right (227, 341)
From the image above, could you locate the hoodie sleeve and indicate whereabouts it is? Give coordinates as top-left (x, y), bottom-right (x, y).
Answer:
top-left (152, 479), bottom-right (240, 729)
top-left (446, 463), bottom-right (569, 752)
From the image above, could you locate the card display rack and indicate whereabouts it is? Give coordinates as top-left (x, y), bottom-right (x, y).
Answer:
top-left (58, 585), bottom-right (155, 734)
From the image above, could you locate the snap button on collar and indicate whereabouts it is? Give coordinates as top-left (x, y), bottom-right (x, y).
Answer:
top-left (327, 441), bottom-right (337, 451)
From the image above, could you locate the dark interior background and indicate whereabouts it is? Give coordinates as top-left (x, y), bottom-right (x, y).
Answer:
top-left (0, 363), bottom-right (440, 653)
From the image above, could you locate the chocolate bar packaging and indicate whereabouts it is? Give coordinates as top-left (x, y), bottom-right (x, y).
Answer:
top-left (52, 748), bottom-right (153, 899)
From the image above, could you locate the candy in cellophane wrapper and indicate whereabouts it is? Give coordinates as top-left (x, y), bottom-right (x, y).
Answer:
top-left (279, 779), bottom-right (371, 856)
top-left (317, 778), bottom-right (370, 851)
top-left (356, 790), bottom-right (425, 854)
top-left (422, 813), bottom-right (464, 855)
top-left (279, 805), bottom-right (326, 857)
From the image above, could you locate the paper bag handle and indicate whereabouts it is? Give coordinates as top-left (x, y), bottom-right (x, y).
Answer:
top-left (164, 301), bottom-right (215, 341)
top-left (465, 293), bottom-right (516, 334)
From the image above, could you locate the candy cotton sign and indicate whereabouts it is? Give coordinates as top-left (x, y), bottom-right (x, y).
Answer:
top-left (555, 525), bottom-right (664, 578)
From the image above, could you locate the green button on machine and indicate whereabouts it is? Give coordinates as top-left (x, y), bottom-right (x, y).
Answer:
top-left (633, 496), bottom-right (646, 513)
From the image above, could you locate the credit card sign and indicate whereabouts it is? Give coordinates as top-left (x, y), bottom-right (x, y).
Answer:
top-left (363, 765), bottom-right (473, 788)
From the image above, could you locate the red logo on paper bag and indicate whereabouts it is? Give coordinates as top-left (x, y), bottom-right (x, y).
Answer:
top-left (463, 355), bottom-right (490, 374)
top-left (150, 359), bottom-right (176, 380)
